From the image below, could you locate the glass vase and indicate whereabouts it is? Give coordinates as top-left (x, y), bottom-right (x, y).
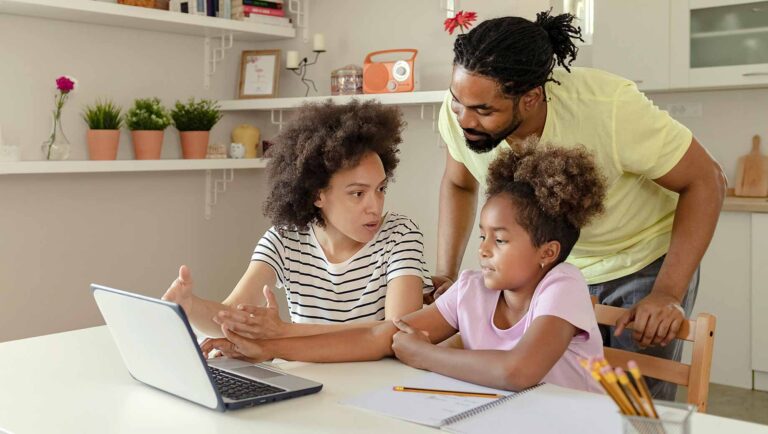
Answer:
top-left (41, 111), bottom-right (70, 160)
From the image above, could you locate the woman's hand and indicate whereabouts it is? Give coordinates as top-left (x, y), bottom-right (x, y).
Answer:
top-left (162, 265), bottom-right (195, 311)
top-left (200, 326), bottom-right (272, 363)
top-left (212, 286), bottom-right (287, 339)
top-left (391, 319), bottom-right (432, 370)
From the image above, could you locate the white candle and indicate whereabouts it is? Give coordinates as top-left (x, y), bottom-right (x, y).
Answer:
top-left (313, 33), bottom-right (325, 51)
top-left (286, 50), bottom-right (300, 69)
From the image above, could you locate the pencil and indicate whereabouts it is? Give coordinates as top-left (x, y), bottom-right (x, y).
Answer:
top-left (628, 360), bottom-right (659, 418)
top-left (392, 386), bottom-right (503, 399)
top-left (615, 367), bottom-right (648, 417)
top-left (601, 366), bottom-right (638, 416)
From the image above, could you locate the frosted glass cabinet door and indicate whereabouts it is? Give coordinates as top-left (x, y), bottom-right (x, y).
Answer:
top-left (592, 0), bottom-right (670, 91)
top-left (673, 0), bottom-right (768, 88)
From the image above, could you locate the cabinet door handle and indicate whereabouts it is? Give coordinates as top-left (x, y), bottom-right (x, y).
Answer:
top-left (742, 72), bottom-right (768, 77)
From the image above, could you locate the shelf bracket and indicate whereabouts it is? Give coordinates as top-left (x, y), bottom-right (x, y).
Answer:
top-left (420, 103), bottom-right (444, 148)
top-left (270, 109), bottom-right (285, 131)
top-left (203, 31), bottom-right (234, 90)
top-left (204, 168), bottom-right (235, 220)
top-left (288, 0), bottom-right (309, 43)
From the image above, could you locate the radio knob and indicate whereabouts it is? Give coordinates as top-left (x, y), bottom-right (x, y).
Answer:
top-left (387, 80), bottom-right (397, 91)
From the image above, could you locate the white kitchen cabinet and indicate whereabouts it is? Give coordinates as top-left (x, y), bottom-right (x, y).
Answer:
top-left (671, 0), bottom-right (768, 89)
top-left (751, 213), bottom-right (768, 391)
top-left (592, 0), bottom-right (670, 91)
top-left (692, 211), bottom-right (753, 388)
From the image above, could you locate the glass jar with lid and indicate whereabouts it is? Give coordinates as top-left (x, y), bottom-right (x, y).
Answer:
top-left (330, 64), bottom-right (363, 95)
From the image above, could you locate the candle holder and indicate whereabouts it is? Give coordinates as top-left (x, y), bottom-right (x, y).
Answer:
top-left (287, 50), bottom-right (325, 97)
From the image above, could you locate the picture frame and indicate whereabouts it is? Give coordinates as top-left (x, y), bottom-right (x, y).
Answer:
top-left (238, 49), bottom-right (281, 99)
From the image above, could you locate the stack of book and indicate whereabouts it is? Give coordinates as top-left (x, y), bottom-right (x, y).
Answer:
top-left (231, 0), bottom-right (293, 27)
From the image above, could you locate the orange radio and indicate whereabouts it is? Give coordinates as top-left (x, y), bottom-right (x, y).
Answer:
top-left (363, 49), bottom-right (418, 94)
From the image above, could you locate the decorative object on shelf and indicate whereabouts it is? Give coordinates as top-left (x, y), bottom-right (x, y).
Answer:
top-left (286, 33), bottom-right (326, 97)
top-left (331, 64), bottom-right (363, 96)
top-left (171, 98), bottom-right (222, 159)
top-left (262, 138), bottom-right (275, 156)
top-left (734, 134), bottom-right (768, 198)
top-left (0, 124), bottom-right (21, 162)
top-left (117, 0), bottom-right (157, 8)
top-left (82, 99), bottom-right (123, 161)
top-left (363, 49), bottom-right (417, 94)
top-left (125, 97), bottom-right (172, 160)
top-left (231, 124), bottom-right (260, 158)
top-left (206, 142), bottom-right (228, 159)
top-left (443, 10), bottom-right (477, 35)
top-left (238, 49), bottom-right (281, 99)
top-left (41, 75), bottom-right (77, 161)
top-left (229, 142), bottom-right (245, 158)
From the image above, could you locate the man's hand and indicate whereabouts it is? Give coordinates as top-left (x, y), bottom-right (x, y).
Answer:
top-left (391, 319), bottom-right (432, 369)
top-left (614, 292), bottom-right (686, 348)
top-left (162, 265), bottom-right (195, 311)
top-left (428, 274), bottom-right (455, 303)
top-left (212, 285), bottom-right (286, 339)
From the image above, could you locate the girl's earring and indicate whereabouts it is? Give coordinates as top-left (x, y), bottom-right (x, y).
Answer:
top-left (540, 263), bottom-right (545, 269)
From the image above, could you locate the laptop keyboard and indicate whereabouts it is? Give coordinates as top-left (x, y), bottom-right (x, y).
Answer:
top-left (209, 366), bottom-right (285, 401)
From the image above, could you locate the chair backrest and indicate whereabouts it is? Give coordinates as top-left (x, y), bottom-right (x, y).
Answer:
top-left (591, 296), bottom-right (716, 413)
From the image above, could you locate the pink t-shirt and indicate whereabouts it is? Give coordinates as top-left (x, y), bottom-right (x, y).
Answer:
top-left (435, 263), bottom-right (604, 394)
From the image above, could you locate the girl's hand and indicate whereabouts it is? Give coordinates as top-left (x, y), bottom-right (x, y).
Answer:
top-left (391, 319), bottom-right (432, 369)
top-left (200, 326), bottom-right (272, 363)
top-left (162, 265), bottom-right (195, 311)
top-left (212, 286), bottom-right (286, 339)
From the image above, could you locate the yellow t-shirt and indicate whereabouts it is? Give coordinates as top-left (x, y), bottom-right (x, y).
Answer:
top-left (438, 67), bottom-right (693, 284)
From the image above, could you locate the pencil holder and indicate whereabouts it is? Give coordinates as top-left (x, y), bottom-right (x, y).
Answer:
top-left (621, 401), bottom-right (695, 434)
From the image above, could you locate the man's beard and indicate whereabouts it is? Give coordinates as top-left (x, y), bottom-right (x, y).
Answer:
top-left (464, 115), bottom-right (523, 154)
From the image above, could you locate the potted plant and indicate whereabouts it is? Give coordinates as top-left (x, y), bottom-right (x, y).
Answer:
top-left (170, 98), bottom-right (223, 159)
top-left (82, 99), bottom-right (122, 160)
top-left (125, 97), bottom-right (171, 160)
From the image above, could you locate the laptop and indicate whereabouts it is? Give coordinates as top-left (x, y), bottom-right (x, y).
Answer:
top-left (91, 284), bottom-right (323, 411)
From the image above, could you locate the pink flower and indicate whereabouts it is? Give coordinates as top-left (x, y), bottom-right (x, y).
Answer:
top-left (56, 76), bottom-right (76, 94)
top-left (444, 10), bottom-right (478, 35)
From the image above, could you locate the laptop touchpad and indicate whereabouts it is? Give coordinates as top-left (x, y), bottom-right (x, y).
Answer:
top-left (235, 365), bottom-right (284, 379)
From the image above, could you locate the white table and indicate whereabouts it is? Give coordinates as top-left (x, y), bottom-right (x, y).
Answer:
top-left (0, 327), bottom-right (766, 434)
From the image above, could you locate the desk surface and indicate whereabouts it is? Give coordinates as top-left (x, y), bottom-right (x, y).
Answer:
top-left (1, 327), bottom-right (767, 434)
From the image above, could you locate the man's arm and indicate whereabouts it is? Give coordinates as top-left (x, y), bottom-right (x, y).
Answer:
top-left (432, 149), bottom-right (480, 299)
top-left (615, 137), bottom-right (726, 346)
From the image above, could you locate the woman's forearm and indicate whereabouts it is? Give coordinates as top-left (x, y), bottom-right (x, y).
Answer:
top-left (281, 321), bottom-right (380, 337)
top-left (264, 323), bottom-right (396, 362)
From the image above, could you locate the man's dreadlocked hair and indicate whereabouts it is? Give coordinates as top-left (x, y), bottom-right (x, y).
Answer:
top-left (453, 10), bottom-right (583, 97)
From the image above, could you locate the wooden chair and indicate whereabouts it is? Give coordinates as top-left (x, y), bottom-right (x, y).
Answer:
top-left (591, 296), bottom-right (716, 412)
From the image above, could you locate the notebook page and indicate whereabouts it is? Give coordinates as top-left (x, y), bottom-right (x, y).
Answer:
top-left (442, 383), bottom-right (621, 434)
top-left (340, 372), bottom-right (514, 427)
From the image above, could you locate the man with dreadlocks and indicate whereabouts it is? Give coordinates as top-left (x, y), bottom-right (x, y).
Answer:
top-left (430, 10), bottom-right (726, 400)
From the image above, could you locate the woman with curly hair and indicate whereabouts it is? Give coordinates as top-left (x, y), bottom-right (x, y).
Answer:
top-left (204, 141), bottom-right (608, 393)
top-left (163, 100), bottom-right (432, 339)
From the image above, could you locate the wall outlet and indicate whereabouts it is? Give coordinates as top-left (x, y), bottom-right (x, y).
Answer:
top-left (665, 102), bottom-right (703, 118)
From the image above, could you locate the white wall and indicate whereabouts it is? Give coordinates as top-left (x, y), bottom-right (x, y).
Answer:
top-left (0, 0), bottom-right (546, 342)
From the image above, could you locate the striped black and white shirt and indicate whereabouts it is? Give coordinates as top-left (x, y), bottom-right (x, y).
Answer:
top-left (251, 213), bottom-right (433, 324)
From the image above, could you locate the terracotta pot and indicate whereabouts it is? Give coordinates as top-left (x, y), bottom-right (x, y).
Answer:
top-left (131, 130), bottom-right (164, 160)
top-left (179, 131), bottom-right (210, 159)
top-left (87, 129), bottom-right (120, 160)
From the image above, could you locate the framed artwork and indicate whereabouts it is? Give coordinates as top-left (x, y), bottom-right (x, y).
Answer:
top-left (238, 50), bottom-right (281, 99)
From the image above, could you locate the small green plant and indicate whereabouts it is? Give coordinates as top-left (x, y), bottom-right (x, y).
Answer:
top-left (82, 99), bottom-right (123, 130)
top-left (125, 97), bottom-right (172, 131)
top-left (170, 98), bottom-right (223, 132)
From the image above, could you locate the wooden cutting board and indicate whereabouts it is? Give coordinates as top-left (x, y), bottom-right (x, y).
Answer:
top-left (735, 135), bottom-right (768, 197)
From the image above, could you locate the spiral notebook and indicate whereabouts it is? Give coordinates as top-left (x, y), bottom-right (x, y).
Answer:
top-left (341, 372), bottom-right (620, 434)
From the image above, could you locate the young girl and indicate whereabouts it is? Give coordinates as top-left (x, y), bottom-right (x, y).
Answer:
top-left (163, 101), bottom-right (432, 339)
top-left (203, 141), bottom-right (607, 393)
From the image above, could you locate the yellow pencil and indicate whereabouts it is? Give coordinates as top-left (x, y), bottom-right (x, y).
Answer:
top-left (628, 360), bottom-right (659, 418)
top-left (392, 386), bottom-right (503, 399)
top-left (601, 366), bottom-right (638, 416)
top-left (615, 367), bottom-right (649, 417)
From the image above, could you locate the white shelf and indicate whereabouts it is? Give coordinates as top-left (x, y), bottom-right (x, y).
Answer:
top-left (691, 27), bottom-right (768, 39)
top-left (0, 158), bottom-right (269, 175)
top-left (219, 90), bottom-right (447, 111)
top-left (0, 0), bottom-right (295, 41)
